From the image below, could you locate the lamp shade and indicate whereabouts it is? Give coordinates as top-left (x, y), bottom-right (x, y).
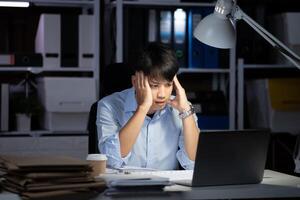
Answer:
top-left (193, 13), bottom-right (236, 49)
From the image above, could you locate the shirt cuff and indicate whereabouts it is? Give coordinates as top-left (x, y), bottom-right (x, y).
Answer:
top-left (99, 136), bottom-right (131, 169)
top-left (176, 149), bottom-right (195, 170)
top-left (121, 151), bottom-right (132, 166)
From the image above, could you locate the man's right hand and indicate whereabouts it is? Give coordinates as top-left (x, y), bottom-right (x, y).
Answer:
top-left (132, 71), bottom-right (153, 113)
top-left (120, 72), bottom-right (152, 157)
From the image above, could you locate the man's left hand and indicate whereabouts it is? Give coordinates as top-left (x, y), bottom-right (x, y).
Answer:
top-left (168, 76), bottom-right (190, 112)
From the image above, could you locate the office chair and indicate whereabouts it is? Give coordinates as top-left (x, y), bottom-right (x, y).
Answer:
top-left (88, 63), bottom-right (133, 154)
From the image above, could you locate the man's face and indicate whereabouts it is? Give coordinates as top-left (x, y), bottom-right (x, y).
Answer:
top-left (148, 77), bottom-right (174, 111)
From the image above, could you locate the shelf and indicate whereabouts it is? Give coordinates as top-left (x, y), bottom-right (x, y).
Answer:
top-left (241, 64), bottom-right (300, 79)
top-left (111, 0), bottom-right (215, 7)
top-left (243, 64), bottom-right (295, 69)
top-left (178, 68), bottom-right (230, 74)
top-left (28, 0), bottom-right (94, 7)
top-left (0, 130), bottom-right (88, 137)
top-left (0, 67), bottom-right (94, 74)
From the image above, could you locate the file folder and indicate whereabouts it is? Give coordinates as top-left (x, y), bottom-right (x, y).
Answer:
top-left (188, 8), bottom-right (204, 68)
top-left (174, 9), bottom-right (187, 68)
top-left (204, 44), bottom-right (219, 68)
top-left (148, 10), bottom-right (157, 42)
top-left (160, 11), bottom-right (172, 44)
top-left (35, 14), bottom-right (61, 69)
top-left (188, 8), bottom-right (219, 69)
top-left (202, 7), bottom-right (219, 68)
top-left (79, 15), bottom-right (95, 68)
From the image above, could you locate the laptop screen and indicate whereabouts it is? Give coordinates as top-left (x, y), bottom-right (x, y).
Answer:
top-left (192, 129), bottom-right (270, 187)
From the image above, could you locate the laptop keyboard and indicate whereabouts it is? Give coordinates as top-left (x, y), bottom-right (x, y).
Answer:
top-left (128, 170), bottom-right (193, 182)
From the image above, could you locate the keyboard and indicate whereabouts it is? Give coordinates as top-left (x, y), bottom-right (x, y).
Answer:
top-left (129, 170), bottom-right (193, 182)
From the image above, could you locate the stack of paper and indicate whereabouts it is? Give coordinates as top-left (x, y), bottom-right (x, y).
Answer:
top-left (98, 173), bottom-right (173, 197)
top-left (0, 154), bottom-right (106, 199)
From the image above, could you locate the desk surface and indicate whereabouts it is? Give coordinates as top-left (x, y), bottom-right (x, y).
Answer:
top-left (96, 170), bottom-right (300, 200)
top-left (2, 170), bottom-right (300, 200)
top-left (165, 170), bottom-right (300, 200)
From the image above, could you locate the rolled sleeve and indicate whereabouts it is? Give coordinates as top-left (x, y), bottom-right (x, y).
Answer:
top-left (176, 133), bottom-right (195, 170)
top-left (176, 113), bottom-right (199, 170)
top-left (96, 101), bottom-right (131, 168)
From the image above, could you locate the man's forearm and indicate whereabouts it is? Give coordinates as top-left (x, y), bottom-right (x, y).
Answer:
top-left (119, 106), bottom-right (148, 157)
top-left (182, 115), bottom-right (200, 161)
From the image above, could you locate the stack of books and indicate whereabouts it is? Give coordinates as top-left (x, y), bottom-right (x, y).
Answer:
top-left (0, 154), bottom-right (106, 199)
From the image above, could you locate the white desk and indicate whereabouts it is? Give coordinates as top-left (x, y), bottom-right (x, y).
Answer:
top-left (166, 170), bottom-right (300, 200)
top-left (1, 170), bottom-right (300, 200)
top-left (97, 170), bottom-right (300, 200)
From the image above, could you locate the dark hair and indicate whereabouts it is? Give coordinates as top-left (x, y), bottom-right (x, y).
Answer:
top-left (134, 42), bottom-right (179, 82)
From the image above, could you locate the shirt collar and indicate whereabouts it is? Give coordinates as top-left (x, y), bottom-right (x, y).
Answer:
top-left (157, 104), bottom-right (172, 117)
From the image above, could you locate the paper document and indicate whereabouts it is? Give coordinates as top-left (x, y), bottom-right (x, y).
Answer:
top-left (98, 173), bottom-right (172, 187)
top-left (129, 170), bottom-right (194, 181)
top-left (115, 165), bottom-right (157, 173)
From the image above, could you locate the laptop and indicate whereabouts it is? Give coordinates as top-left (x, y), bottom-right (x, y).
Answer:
top-left (175, 129), bottom-right (270, 187)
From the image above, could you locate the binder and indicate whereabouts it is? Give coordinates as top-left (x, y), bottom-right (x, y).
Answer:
top-left (202, 7), bottom-right (219, 68)
top-left (148, 10), bottom-right (157, 42)
top-left (35, 14), bottom-right (61, 69)
top-left (159, 11), bottom-right (172, 44)
top-left (188, 8), bottom-right (219, 69)
top-left (61, 14), bottom-right (78, 67)
top-left (188, 8), bottom-right (204, 68)
top-left (204, 44), bottom-right (219, 68)
top-left (79, 15), bottom-right (94, 68)
top-left (174, 9), bottom-right (187, 68)
top-left (1, 84), bottom-right (9, 131)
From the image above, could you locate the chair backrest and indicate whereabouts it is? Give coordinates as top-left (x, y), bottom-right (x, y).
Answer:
top-left (88, 101), bottom-right (99, 153)
top-left (87, 63), bottom-right (133, 154)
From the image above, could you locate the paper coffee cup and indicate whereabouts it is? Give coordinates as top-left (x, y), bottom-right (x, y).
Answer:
top-left (86, 154), bottom-right (107, 176)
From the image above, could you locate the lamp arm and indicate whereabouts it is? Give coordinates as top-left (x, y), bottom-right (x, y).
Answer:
top-left (233, 6), bottom-right (300, 69)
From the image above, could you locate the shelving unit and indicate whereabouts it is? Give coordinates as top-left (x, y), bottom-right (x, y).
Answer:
top-left (109, 0), bottom-right (236, 129)
top-left (237, 58), bottom-right (300, 130)
top-left (0, 0), bottom-right (101, 159)
top-left (0, 0), bottom-right (100, 136)
top-left (0, 0), bottom-right (100, 97)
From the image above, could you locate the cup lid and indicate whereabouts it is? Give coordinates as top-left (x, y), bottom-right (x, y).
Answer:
top-left (86, 154), bottom-right (107, 161)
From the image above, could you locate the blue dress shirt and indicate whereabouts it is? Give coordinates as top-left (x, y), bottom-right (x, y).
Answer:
top-left (96, 88), bottom-right (198, 170)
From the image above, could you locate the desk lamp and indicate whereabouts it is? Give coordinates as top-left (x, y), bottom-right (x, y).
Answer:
top-left (193, 0), bottom-right (300, 69)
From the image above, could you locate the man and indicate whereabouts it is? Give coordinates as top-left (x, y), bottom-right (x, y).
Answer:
top-left (97, 42), bottom-right (199, 170)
